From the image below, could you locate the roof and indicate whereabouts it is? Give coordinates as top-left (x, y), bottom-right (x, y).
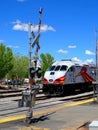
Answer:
top-left (52, 60), bottom-right (82, 68)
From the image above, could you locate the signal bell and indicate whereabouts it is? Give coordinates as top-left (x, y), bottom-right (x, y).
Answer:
top-left (29, 67), bottom-right (42, 78)
top-left (36, 67), bottom-right (42, 78)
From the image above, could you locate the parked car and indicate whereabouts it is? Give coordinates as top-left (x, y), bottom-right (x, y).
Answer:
top-left (4, 79), bottom-right (21, 85)
top-left (12, 80), bottom-right (22, 85)
top-left (23, 78), bottom-right (29, 84)
top-left (4, 79), bottom-right (13, 85)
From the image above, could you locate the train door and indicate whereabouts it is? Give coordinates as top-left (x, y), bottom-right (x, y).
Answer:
top-left (74, 65), bottom-right (85, 83)
top-left (88, 66), bottom-right (96, 81)
top-left (65, 66), bottom-right (75, 84)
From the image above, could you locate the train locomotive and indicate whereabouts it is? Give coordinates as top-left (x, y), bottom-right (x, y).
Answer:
top-left (43, 60), bottom-right (96, 96)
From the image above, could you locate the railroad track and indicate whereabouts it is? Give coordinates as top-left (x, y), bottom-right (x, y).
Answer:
top-left (0, 85), bottom-right (95, 118)
top-left (0, 86), bottom-right (49, 106)
top-left (0, 85), bottom-right (43, 98)
top-left (0, 85), bottom-right (95, 101)
top-left (0, 85), bottom-right (95, 119)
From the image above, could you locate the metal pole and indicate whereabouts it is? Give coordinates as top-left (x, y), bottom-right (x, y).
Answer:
top-left (38, 8), bottom-right (42, 34)
top-left (95, 29), bottom-right (98, 102)
top-left (95, 28), bottom-right (98, 69)
top-left (34, 8), bottom-right (42, 70)
top-left (95, 28), bottom-right (98, 82)
top-left (28, 23), bottom-right (32, 78)
top-left (24, 23), bottom-right (33, 123)
top-left (24, 8), bottom-right (43, 124)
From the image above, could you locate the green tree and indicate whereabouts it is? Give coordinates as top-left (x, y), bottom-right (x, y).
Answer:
top-left (40, 53), bottom-right (54, 77)
top-left (19, 56), bottom-right (29, 78)
top-left (0, 44), bottom-right (13, 79)
top-left (8, 53), bottom-right (28, 79)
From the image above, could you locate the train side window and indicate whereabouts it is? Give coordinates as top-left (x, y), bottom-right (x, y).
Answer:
top-left (68, 66), bottom-right (74, 72)
top-left (71, 66), bottom-right (75, 71)
top-left (60, 65), bottom-right (68, 71)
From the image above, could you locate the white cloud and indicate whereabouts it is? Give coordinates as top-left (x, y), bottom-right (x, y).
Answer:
top-left (13, 23), bottom-right (28, 31)
top-left (12, 19), bottom-right (21, 24)
top-left (85, 50), bottom-right (95, 55)
top-left (84, 59), bottom-right (94, 64)
top-left (12, 20), bottom-right (55, 32)
top-left (71, 57), bottom-right (81, 62)
top-left (68, 45), bottom-right (76, 48)
top-left (0, 40), bottom-right (4, 43)
top-left (57, 49), bottom-right (68, 54)
top-left (7, 45), bottom-right (19, 49)
top-left (41, 24), bottom-right (56, 32)
top-left (17, 0), bottom-right (26, 2)
top-left (72, 57), bottom-right (94, 64)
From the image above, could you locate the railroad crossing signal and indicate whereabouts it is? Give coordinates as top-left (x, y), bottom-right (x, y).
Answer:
top-left (28, 7), bottom-right (42, 70)
top-left (31, 32), bottom-right (40, 49)
top-left (19, 7), bottom-right (43, 124)
top-left (30, 7), bottom-right (42, 50)
top-left (26, 7), bottom-right (43, 124)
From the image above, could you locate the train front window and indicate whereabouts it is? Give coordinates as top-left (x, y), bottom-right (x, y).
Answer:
top-left (54, 65), bottom-right (61, 71)
top-left (48, 66), bottom-right (55, 71)
top-left (60, 65), bottom-right (68, 71)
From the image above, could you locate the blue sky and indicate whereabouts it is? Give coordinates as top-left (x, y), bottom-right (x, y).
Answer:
top-left (0, 0), bottom-right (98, 64)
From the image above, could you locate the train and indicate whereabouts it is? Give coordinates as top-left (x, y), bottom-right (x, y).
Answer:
top-left (42, 59), bottom-right (96, 96)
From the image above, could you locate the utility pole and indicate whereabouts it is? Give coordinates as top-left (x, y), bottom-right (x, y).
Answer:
top-left (95, 28), bottom-right (98, 81)
top-left (95, 29), bottom-right (98, 69)
top-left (92, 28), bottom-right (98, 103)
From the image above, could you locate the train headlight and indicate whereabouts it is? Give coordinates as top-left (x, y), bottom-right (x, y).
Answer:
top-left (53, 76), bottom-right (65, 84)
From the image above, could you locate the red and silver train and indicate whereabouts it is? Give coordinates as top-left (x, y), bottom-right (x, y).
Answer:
top-left (43, 60), bottom-right (96, 96)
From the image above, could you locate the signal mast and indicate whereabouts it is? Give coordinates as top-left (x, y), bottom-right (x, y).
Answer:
top-left (23, 8), bottom-right (43, 123)
top-left (28, 8), bottom-right (42, 78)
top-left (92, 28), bottom-right (98, 102)
top-left (95, 29), bottom-right (98, 70)
top-left (95, 28), bottom-right (98, 81)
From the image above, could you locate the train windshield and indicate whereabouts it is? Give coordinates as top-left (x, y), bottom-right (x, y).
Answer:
top-left (48, 65), bottom-right (68, 71)
top-left (60, 65), bottom-right (68, 71)
top-left (48, 66), bottom-right (55, 71)
top-left (55, 65), bottom-right (61, 71)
